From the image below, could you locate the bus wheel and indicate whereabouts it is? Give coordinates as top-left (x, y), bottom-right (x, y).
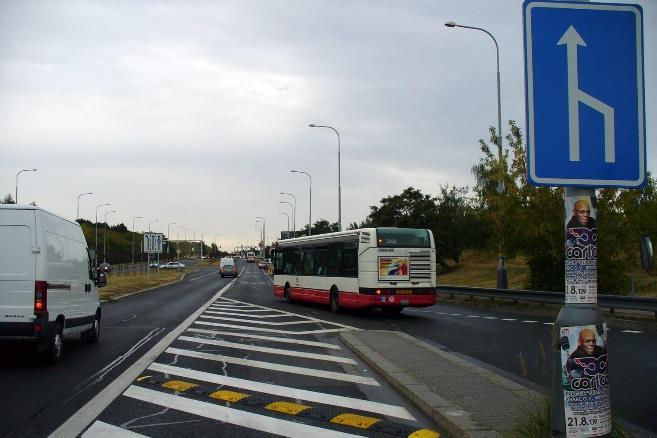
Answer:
top-left (330, 288), bottom-right (341, 313)
top-left (383, 306), bottom-right (403, 316)
top-left (284, 284), bottom-right (293, 303)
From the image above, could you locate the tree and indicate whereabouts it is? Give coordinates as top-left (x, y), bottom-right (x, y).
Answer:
top-left (297, 219), bottom-right (339, 236)
top-left (1, 194), bottom-right (15, 204)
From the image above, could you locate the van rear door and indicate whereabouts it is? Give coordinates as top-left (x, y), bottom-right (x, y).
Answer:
top-left (0, 208), bottom-right (37, 329)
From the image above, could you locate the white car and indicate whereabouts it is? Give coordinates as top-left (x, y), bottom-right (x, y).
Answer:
top-left (160, 261), bottom-right (185, 270)
top-left (0, 205), bottom-right (104, 363)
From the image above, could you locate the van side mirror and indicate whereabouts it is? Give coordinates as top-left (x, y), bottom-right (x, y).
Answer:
top-left (95, 270), bottom-right (107, 288)
top-left (640, 235), bottom-right (653, 271)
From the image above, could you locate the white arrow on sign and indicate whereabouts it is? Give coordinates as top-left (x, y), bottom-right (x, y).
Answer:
top-left (558, 25), bottom-right (615, 163)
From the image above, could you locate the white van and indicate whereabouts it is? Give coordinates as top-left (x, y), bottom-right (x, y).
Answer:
top-left (0, 205), bottom-right (105, 363)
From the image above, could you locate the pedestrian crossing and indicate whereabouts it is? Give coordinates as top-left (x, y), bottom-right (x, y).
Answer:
top-left (82, 296), bottom-right (440, 437)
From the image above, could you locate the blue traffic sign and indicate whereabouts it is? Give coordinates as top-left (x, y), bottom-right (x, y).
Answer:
top-left (523, 1), bottom-right (645, 188)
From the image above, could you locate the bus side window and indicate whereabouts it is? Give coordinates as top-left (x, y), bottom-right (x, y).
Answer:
top-left (340, 242), bottom-right (358, 278)
top-left (326, 243), bottom-right (338, 276)
top-left (315, 246), bottom-right (328, 276)
top-left (302, 247), bottom-right (315, 276)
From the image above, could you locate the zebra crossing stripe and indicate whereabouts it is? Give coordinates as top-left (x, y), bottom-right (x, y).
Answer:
top-left (186, 328), bottom-right (342, 349)
top-left (147, 363), bottom-right (415, 420)
top-left (164, 347), bottom-right (380, 386)
top-left (82, 421), bottom-right (148, 437)
top-left (177, 335), bottom-right (357, 364)
top-left (123, 385), bottom-right (361, 438)
top-left (205, 310), bottom-right (288, 318)
top-left (200, 314), bottom-right (318, 326)
top-left (193, 320), bottom-right (352, 335)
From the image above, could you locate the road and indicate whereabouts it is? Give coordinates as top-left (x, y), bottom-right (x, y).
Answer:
top-left (1, 261), bottom-right (655, 436)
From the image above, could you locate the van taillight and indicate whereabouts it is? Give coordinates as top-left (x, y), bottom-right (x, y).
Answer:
top-left (35, 281), bottom-right (48, 312)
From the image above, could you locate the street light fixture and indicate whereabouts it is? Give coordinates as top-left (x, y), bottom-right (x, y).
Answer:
top-left (132, 216), bottom-right (142, 265)
top-left (445, 20), bottom-right (507, 288)
top-left (291, 169), bottom-right (312, 236)
top-left (103, 210), bottom-right (116, 263)
top-left (76, 192), bottom-right (93, 219)
top-left (149, 219), bottom-right (158, 232)
top-left (15, 168), bottom-right (37, 204)
top-left (280, 192), bottom-right (296, 237)
top-left (309, 123), bottom-right (342, 231)
top-left (95, 203), bottom-right (110, 267)
top-left (278, 211), bottom-right (290, 237)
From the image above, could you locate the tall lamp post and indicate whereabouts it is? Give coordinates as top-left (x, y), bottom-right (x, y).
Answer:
top-left (95, 203), bottom-right (110, 268)
top-left (278, 211), bottom-right (290, 237)
top-left (168, 222), bottom-right (176, 260)
top-left (256, 216), bottom-right (266, 258)
top-left (15, 168), bottom-right (37, 204)
top-left (291, 170), bottom-right (312, 236)
top-left (444, 20), bottom-right (507, 289)
top-left (132, 216), bottom-right (142, 266)
top-left (76, 192), bottom-right (93, 219)
top-left (279, 201), bottom-right (293, 237)
top-left (103, 210), bottom-right (116, 263)
top-left (280, 192), bottom-right (296, 237)
top-left (309, 123), bottom-right (342, 231)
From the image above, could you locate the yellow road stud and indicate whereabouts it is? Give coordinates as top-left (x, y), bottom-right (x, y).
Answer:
top-left (209, 390), bottom-right (249, 403)
top-left (265, 401), bottom-right (311, 415)
top-left (161, 380), bottom-right (199, 392)
top-left (409, 429), bottom-right (441, 438)
top-left (330, 413), bottom-right (381, 429)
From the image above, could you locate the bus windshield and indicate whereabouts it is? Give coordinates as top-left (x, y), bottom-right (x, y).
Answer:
top-left (376, 228), bottom-right (430, 248)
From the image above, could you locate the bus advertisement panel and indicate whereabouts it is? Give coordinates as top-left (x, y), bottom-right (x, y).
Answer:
top-left (272, 228), bottom-right (436, 314)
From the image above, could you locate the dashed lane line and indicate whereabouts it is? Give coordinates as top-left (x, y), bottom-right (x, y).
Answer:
top-left (176, 335), bottom-right (357, 364)
top-left (165, 347), bottom-right (381, 386)
top-left (185, 328), bottom-right (342, 349)
top-left (189, 271), bottom-right (218, 282)
top-left (147, 362), bottom-right (415, 420)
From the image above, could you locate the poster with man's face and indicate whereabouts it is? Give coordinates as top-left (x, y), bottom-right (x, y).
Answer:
top-left (564, 194), bottom-right (598, 304)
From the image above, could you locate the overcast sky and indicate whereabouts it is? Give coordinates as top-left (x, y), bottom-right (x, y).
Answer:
top-left (1, 0), bottom-right (654, 252)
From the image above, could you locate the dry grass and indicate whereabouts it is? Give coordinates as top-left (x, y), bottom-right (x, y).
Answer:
top-left (100, 263), bottom-right (208, 301)
top-left (438, 250), bottom-right (530, 289)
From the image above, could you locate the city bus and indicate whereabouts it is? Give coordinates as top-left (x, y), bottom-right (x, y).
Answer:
top-left (272, 227), bottom-right (436, 314)
top-left (246, 251), bottom-right (256, 263)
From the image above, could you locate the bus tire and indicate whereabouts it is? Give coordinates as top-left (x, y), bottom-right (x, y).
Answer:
top-left (284, 283), bottom-right (293, 303)
top-left (330, 287), bottom-right (341, 313)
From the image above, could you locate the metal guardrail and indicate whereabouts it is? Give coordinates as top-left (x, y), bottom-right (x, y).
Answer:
top-left (437, 285), bottom-right (657, 317)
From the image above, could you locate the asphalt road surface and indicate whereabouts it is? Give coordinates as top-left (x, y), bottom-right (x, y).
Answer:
top-left (1, 261), bottom-right (655, 436)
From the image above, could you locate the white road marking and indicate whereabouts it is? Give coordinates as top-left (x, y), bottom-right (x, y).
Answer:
top-left (193, 320), bottom-right (352, 335)
top-left (467, 315), bottom-right (480, 318)
top-left (165, 347), bottom-right (380, 386)
top-left (483, 316), bottom-right (498, 320)
top-left (522, 320), bottom-right (539, 323)
top-left (621, 330), bottom-right (643, 334)
top-left (449, 313), bottom-right (462, 316)
top-left (50, 280), bottom-right (237, 438)
top-left (204, 310), bottom-right (289, 319)
top-left (219, 297), bottom-right (362, 331)
top-left (82, 421), bottom-right (148, 437)
top-left (177, 336), bottom-right (356, 364)
top-left (200, 314), bottom-right (317, 326)
top-left (544, 322), bottom-right (555, 326)
top-left (148, 362), bottom-right (415, 420)
top-left (121, 314), bottom-right (137, 322)
top-left (502, 318), bottom-right (517, 321)
top-left (189, 271), bottom-right (218, 281)
top-left (209, 306), bottom-right (273, 312)
top-left (124, 386), bottom-right (361, 438)
top-left (186, 328), bottom-right (342, 349)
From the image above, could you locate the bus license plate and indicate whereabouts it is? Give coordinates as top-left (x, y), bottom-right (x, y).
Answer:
top-left (396, 290), bottom-right (412, 295)
top-left (401, 299), bottom-right (410, 305)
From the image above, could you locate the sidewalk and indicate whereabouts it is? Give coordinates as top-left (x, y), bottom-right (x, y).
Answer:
top-left (340, 330), bottom-right (544, 438)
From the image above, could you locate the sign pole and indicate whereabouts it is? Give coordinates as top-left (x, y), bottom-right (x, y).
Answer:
top-left (550, 188), bottom-right (610, 437)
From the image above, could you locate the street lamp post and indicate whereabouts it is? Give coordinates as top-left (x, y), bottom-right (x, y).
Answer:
top-left (280, 192), bottom-right (296, 237)
top-left (256, 216), bottom-right (266, 258)
top-left (168, 222), bottom-right (176, 260)
top-left (278, 211), bottom-right (290, 237)
top-left (95, 203), bottom-right (110, 268)
top-left (76, 192), bottom-right (93, 220)
top-left (445, 20), bottom-right (507, 289)
top-left (309, 124), bottom-right (342, 231)
top-left (291, 170), bottom-right (312, 236)
top-left (15, 169), bottom-right (37, 204)
top-left (279, 201), bottom-right (293, 237)
top-left (132, 216), bottom-right (142, 266)
top-left (103, 210), bottom-right (116, 263)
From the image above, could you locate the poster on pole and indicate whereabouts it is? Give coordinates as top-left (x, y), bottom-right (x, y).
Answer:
top-left (564, 195), bottom-right (597, 304)
top-left (559, 324), bottom-right (611, 437)
top-left (143, 233), bottom-right (164, 254)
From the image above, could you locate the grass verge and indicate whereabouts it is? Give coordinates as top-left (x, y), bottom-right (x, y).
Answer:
top-left (100, 267), bottom-right (199, 301)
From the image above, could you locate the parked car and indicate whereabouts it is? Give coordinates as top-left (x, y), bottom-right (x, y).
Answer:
top-left (160, 261), bottom-right (185, 270)
top-left (98, 262), bottom-right (112, 274)
top-left (0, 205), bottom-right (105, 363)
top-left (219, 257), bottom-right (238, 278)
top-left (149, 262), bottom-right (159, 268)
